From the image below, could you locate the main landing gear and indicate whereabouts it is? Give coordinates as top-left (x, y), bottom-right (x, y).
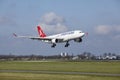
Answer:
top-left (51, 43), bottom-right (56, 48)
top-left (65, 41), bottom-right (70, 47)
top-left (51, 42), bottom-right (70, 48)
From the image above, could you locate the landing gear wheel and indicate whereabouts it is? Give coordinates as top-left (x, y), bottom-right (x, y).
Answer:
top-left (65, 42), bottom-right (70, 47)
top-left (51, 43), bottom-right (56, 48)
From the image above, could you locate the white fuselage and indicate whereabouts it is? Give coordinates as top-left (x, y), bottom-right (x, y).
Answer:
top-left (13, 25), bottom-right (86, 47)
top-left (44, 30), bottom-right (85, 43)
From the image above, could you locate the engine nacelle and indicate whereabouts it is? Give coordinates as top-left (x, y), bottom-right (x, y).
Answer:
top-left (51, 39), bottom-right (58, 43)
top-left (74, 38), bottom-right (82, 42)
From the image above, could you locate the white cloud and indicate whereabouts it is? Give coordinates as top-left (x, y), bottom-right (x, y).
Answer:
top-left (40, 23), bottom-right (67, 33)
top-left (95, 25), bottom-right (120, 35)
top-left (39, 12), bottom-right (68, 33)
top-left (95, 25), bottom-right (112, 35)
top-left (41, 12), bottom-right (65, 25)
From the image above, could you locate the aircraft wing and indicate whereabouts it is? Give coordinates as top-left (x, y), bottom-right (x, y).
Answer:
top-left (13, 33), bottom-right (63, 42)
top-left (30, 37), bottom-right (52, 41)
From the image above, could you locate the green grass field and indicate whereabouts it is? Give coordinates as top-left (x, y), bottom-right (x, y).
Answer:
top-left (0, 61), bottom-right (120, 80)
top-left (0, 72), bottom-right (119, 80)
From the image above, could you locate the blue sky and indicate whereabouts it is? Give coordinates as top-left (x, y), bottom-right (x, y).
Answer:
top-left (0, 0), bottom-right (120, 55)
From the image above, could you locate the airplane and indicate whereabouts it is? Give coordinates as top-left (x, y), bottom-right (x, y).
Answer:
top-left (13, 25), bottom-right (87, 48)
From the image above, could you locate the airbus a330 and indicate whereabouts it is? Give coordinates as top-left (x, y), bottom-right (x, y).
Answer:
top-left (13, 26), bottom-right (87, 48)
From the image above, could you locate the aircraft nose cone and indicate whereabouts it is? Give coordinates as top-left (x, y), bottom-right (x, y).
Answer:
top-left (81, 33), bottom-right (85, 37)
top-left (83, 33), bottom-right (85, 36)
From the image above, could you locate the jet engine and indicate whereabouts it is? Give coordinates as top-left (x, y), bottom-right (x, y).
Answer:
top-left (51, 39), bottom-right (58, 43)
top-left (74, 38), bottom-right (82, 42)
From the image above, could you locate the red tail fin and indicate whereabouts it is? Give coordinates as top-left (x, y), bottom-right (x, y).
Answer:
top-left (37, 26), bottom-right (46, 37)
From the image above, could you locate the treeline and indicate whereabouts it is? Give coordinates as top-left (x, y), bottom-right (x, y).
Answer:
top-left (0, 52), bottom-right (120, 61)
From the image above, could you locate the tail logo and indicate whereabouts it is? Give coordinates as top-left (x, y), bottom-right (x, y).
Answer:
top-left (37, 26), bottom-right (46, 37)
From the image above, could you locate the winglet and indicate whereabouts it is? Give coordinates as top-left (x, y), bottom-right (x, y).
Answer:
top-left (13, 33), bottom-right (17, 37)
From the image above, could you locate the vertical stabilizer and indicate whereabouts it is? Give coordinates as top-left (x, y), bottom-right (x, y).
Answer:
top-left (37, 26), bottom-right (46, 37)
